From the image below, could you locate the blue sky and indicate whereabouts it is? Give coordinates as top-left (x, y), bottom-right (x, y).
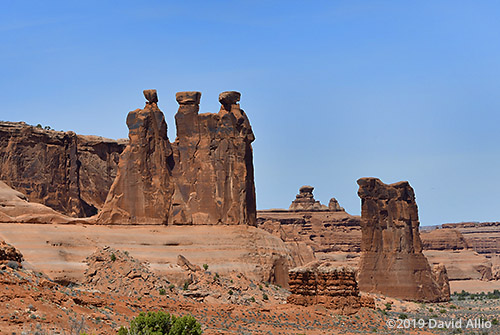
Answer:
top-left (2, 1), bottom-right (500, 226)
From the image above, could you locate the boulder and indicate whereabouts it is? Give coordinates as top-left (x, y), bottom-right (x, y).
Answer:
top-left (357, 177), bottom-right (448, 302)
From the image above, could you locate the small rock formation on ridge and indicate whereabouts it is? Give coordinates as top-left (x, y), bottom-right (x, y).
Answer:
top-left (98, 89), bottom-right (174, 224)
top-left (287, 261), bottom-right (374, 315)
top-left (356, 177), bottom-right (449, 302)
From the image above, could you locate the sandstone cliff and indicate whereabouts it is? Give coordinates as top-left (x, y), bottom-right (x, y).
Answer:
top-left (98, 90), bottom-right (174, 224)
top-left (169, 91), bottom-right (256, 225)
top-left (0, 121), bottom-right (125, 217)
top-left (287, 261), bottom-right (374, 315)
top-left (357, 177), bottom-right (448, 302)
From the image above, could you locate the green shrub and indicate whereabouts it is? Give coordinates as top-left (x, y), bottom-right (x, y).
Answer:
top-left (111, 253), bottom-right (117, 262)
top-left (262, 293), bottom-right (269, 301)
top-left (159, 288), bottom-right (166, 295)
top-left (118, 311), bottom-right (202, 335)
top-left (183, 281), bottom-right (190, 291)
top-left (398, 313), bottom-right (408, 319)
top-left (203, 264), bottom-right (208, 271)
top-left (385, 303), bottom-right (392, 311)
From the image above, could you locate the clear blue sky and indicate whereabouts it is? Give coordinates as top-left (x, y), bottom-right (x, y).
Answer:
top-left (2, 1), bottom-right (500, 226)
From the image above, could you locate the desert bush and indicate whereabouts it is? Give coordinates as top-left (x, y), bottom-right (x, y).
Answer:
top-left (202, 264), bottom-right (208, 271)
top-left (111, 253), bottom-right (117, 262)
top-left (159, 288), bottom-right (166, 295)
top-left (117, 311), bottom-right (202, 335)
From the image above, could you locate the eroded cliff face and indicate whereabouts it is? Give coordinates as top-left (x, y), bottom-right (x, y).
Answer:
top-left (357, 177), bottom-right (449, 302)
top-left (98, 90), bottom-right (174, 224)
top-left (169, 91), bottom-right (256, 226)
top-left (0, 121), bottom-right (125, 217)
top-left (287, 261), bottom-right (374, 315)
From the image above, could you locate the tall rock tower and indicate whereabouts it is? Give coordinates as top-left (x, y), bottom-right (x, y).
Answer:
top-left (98, 90), bottom-right (174, 224)
top-left (357, 177), bottom-right (449, 302)
top-left (169, 91), bottom-right (256, 225)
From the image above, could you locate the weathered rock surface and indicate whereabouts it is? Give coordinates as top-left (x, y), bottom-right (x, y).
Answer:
top-left (0, 121), bottom-right (125, 217)
top-left (421, 228), bottom-right (469, 251)
top-left (287, 261), bottom-right (374, 315)
top-left (0, 180), bottom-right (77, 224)
top-left (83, 247), bottom-right (171, 297)
top-left (0, 223), bottom-right (295, 287)
top-left (98, 90), bottom-right (174, 224)
top-left (440, 222), bottom-right (500, 255)
top-left (0, 240), bottom-right (23, 266)
top-left (289, 186), bottom-right (327, 211)
top-left (258, 186), bottom-right (359, 259)
top-left (169, 91), bottom-right (256, 225)
top-left (357, 177), bottom-right (448, 302)
top-left (432, 264), bottom-right (451, 301)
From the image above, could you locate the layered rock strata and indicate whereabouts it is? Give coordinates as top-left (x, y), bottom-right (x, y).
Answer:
top-left (98, 90), bottom-right (174, 224)
top-left (357, 177), bottom-right (448, 302)
top-left (0, 121), bottom-right (125, 217)
top-left (287, 261), bottom-right (374, 315)
top-left (169, 91), bottom-right (256, 225)
top-left (258, 186), bottom-right (359, 258)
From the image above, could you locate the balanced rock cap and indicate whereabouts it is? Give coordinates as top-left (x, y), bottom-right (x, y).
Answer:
top-left (176, 91), bottom-right (201, 105)
top-left (219, 91), bottom-right (241, 107)
top-left (143, 89), bottom-right (158, 104)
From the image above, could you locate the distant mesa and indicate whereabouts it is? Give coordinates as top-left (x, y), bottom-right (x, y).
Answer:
top-left (289, 185), bottom-right (345, 212)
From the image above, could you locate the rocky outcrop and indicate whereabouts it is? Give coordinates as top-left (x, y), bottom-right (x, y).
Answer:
top-left (0, 240), bottom-right (23, 267)
top-left (421, 228), bottom-right (469, 251)
top-left (357, 177), bottom-right (448, 302)
top-left (0, 222), bottom-right (295, 287)
top-left (0, 121), bottom-right (125, 217)
top-left (0, 180), bottom-right (76, 224)
top-left (258, 186), bottom-right (359, 256)
top-left (440, 222), bottom-right (500, 255)
top-left (169, 91), bottom-right (256, 225)
top-left (98, 90), bottom-right (174, 224)
top-left (432, 264), bottom-right (450, 301)
top-left (287, 261), bottom-right (374, 315)
top-left (289, 186), bottom-right (326, 211)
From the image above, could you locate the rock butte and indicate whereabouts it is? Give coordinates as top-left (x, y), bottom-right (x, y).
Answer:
top-left (356, 177), bottom-right (449, 302)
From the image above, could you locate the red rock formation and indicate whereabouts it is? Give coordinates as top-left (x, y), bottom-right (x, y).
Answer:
top-left (258, 186), bottom-right (359, 256)
top-left (0, 121), bottom-right (125, 217)
top-left (169, 91), bottom-right (256, 225)
top-left (420, 228), bottom-right (469, 250)
top-left (432, 264), bottom-right (450, 301)
top-left (0, 240), bottom-right (23, 267)
top-left (440, 222), bottom-right (500, 255)
top-left (287, 261), bottom-right (373, 315)
top-left (357, 177), bottom-right (448, 302)
top-left (98, 90), bottom-right (174, 224)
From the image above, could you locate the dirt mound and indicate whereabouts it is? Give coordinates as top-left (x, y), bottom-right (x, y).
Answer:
top-left (82, 247), bottom-right (171, 297)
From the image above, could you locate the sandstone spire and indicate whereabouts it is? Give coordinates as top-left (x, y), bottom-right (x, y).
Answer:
top-left (356, 177), bottom-right (449, 302)
top-left (169, 91), bottom-right (256, 225)
top-left (98, 90), bottom-right (173, 224)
